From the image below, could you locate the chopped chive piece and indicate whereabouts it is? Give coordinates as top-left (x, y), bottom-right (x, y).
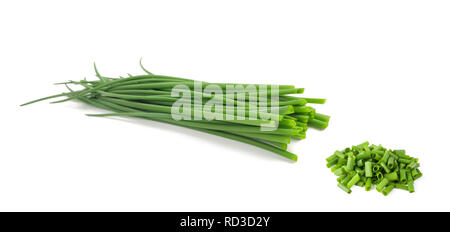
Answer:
top-left (356, 181), bottom-right (365, 187)
top-left (346, 154), bottom-right (356, 172)
top-left (412, 169), bottom-right (422, 180)
top-left (394, 183), bottom-right (409, 191)
top-left (408, 181), bottom-right (415, 193)
top-left (387, 156), bottom-right (395, 170)
top-left (376, 178), bottom-right (390, 192)
top-left (326, 154), bottom-right (337, 163)
top-left (373, 164), bottom-right (381, 173)
top-left (356, 151), bottom-right (371, 160)
top-left (331, 163), bottom-right (344, 173)
top-left (337, 183), bottom-right (352, 194)
top-left (381, 151), bottom-right (390, 164)
top-left (382, 184), bottom-right (395, 196)
top-left (357, 159), bottom-right (364, 167)
top-left (407, 171), bottom-right (415, 193)
top-left (379, 162), bottom-right (391, 173)
top-left (372, 153), bottom-right (382, 161)
top-left (365, 178), bottom-right (372, 191)
top-left (400, 169), bottom-right (407, 184)
top-left (343, 173), bottom-right (355, 186)
top-left (337, 174), bottom-right (347, 183)
top-left (364, 161), bottom-right (373, 178)
top-left (327, 158), bottom-right (339, 168)
top-left (407, 161), bottom-right (420, 170)
top-left (347, 173), bottom-right (360, 189)
top-left (376, 172), bottom-right (384, 181)
top-left (335, 151), bottom-right (346, 159)
top-left (385, 172), bottom-right (399, 181)
top-left (334, 167), bottom-right (345, 176)
top-left (398, 158), bottom-right (412, 164)
top-left (356, 167), bottom-right (365, 176)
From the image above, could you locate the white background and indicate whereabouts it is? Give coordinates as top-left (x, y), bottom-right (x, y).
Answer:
top-left (1, 0), bottom-right (449, 212)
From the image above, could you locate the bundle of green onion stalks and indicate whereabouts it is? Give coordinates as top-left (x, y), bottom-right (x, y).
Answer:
top-left (22, 62), bottom-right (329, 162)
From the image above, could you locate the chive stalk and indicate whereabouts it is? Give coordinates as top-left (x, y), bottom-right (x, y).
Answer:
top-left (21, 62), bottom-right (330, 162)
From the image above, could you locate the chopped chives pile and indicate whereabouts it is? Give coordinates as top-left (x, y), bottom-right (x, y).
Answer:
top-left (326, 142), bottom-right (422, 195)
top-left (21, 62), bottom-right (330, 162)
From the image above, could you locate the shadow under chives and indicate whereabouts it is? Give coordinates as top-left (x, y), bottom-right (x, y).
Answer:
top-left (68, 100), bottom-right (294, 163)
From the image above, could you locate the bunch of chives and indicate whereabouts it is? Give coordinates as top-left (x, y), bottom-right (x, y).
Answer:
top-left (21, 62), bottom-right (330, 162)
top-left (326, 142), bottom-right (422, 195)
